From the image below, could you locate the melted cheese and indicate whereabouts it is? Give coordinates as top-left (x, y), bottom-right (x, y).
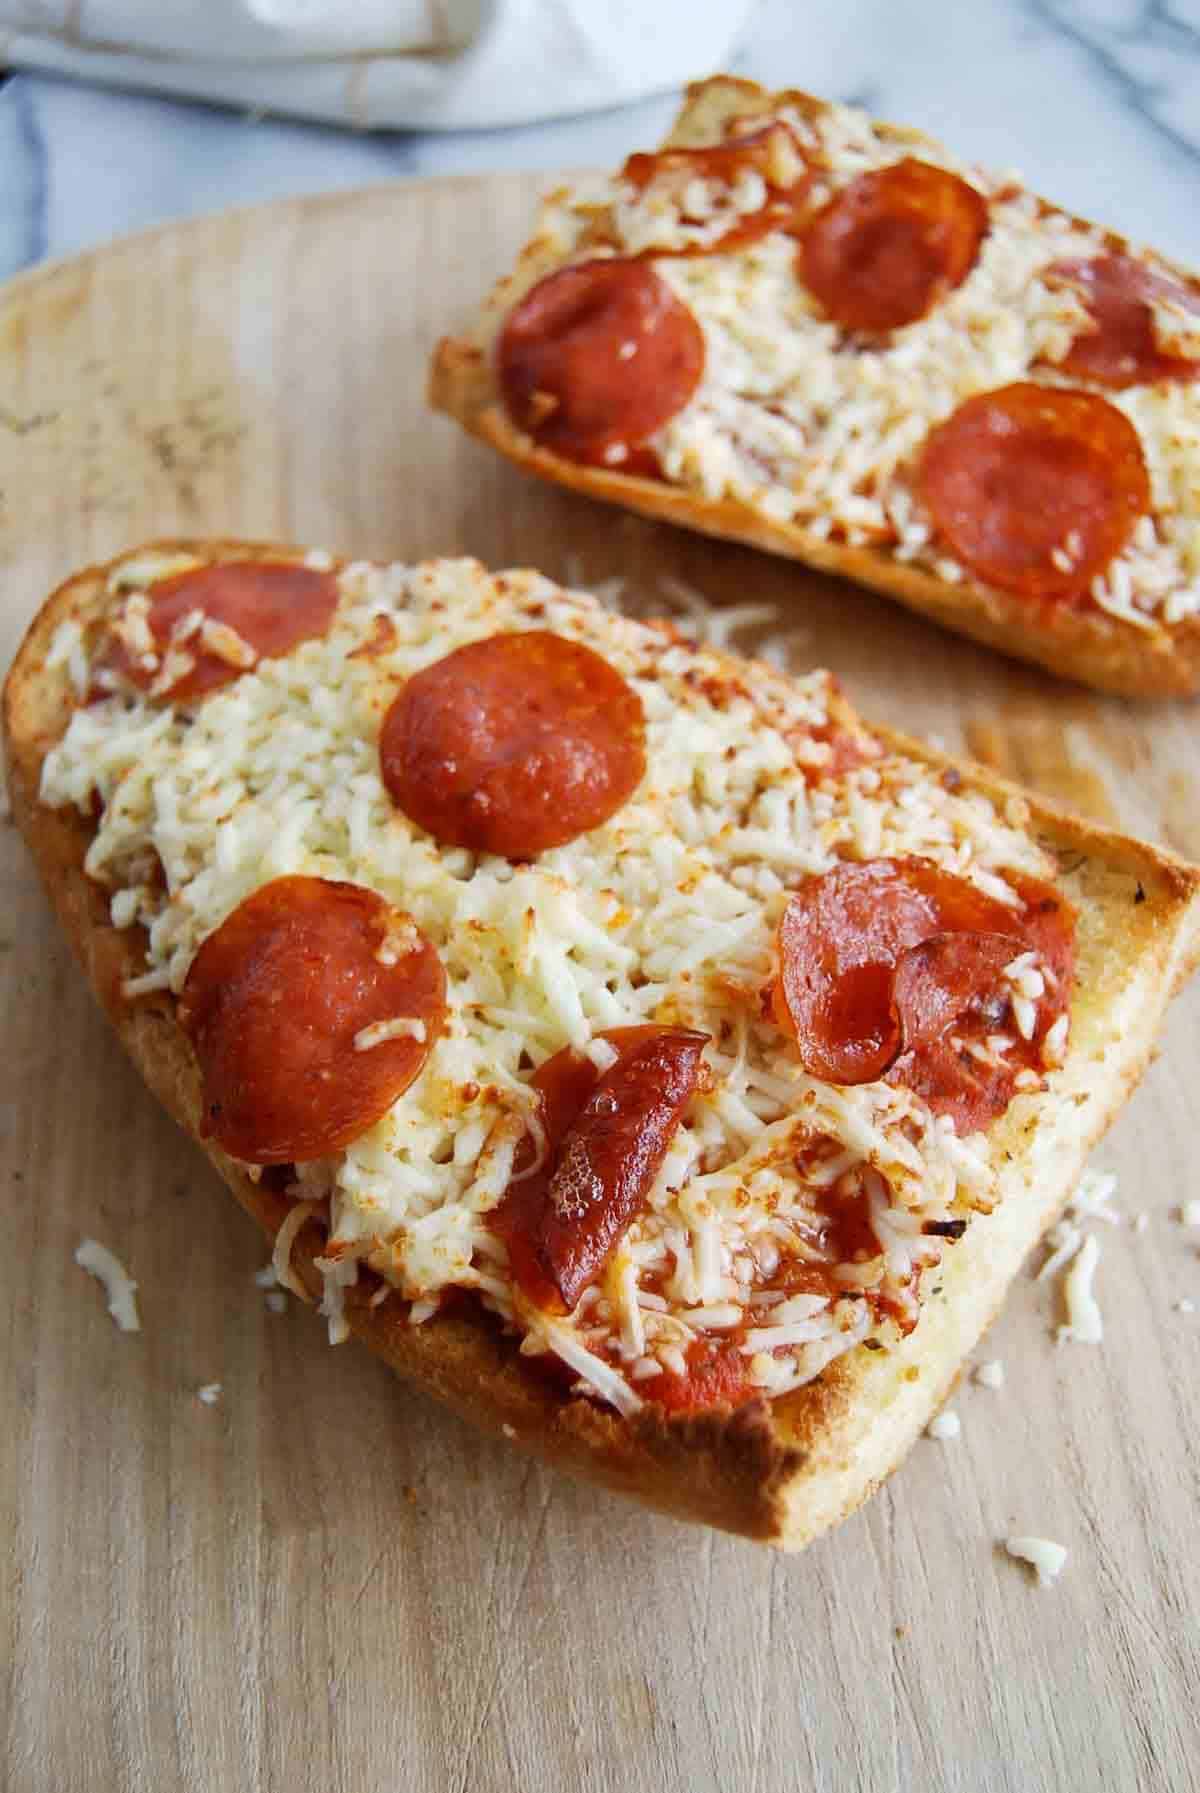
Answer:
top-left (43, 552), bottom-right (1065, 1411)
top-left (536, 94), bottom-right (1200, 629)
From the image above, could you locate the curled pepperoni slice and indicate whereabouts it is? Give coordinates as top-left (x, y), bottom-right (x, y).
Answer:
top-left (178, 875), bottom-right (445, 1164)
top-left (800, 158), bottom-right (988, 334)
top-left (494, 1026), bottom-right (709, 1312)
top-left (1044, 253), bottom-right (1200, 389)
top-left (108, 561), bottom-right (339, 701)
top-left (496, 259), bottom-right (705, 467)
top-left (889, 931), bottom-right (1020, 1057)
top-left (917, 382), bottom-right (1150, 600)
top-left (775, 861), bottom-right (941, 1084)
top-left (380, 630), bottom-right (646, 858)
top-left (775, 858), bottom-right (1074, 1132)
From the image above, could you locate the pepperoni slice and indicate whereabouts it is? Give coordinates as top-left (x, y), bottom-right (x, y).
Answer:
top-left (800, 158), bottom-right (988, 333)
top-left (917, 382), bottom-right (1150, 600)
top-left (889, 931), bottom-right (1020, 1056)
top-left (1044, 253), bottom-right (1200, 389)
top-left (493, 1026), bottom-right (709, 1312)
top-left (620, 122), bottom-right (811, 257)
top-left (775, 858), bottom-right (1074, 1132)
top-left (178, 875), bottom-right (445, 1164)
top-left (775, 861), bottom-right (943, 1085)
top-left (540, 1029), bottom-right (708, 1309)
top-left (888, 873), bottom-right (1074, 1133)
top-left (496, 259), bottom-right (705, 467)
top-left (380, 630), bottom-right (646, 858)
top-left (107, 561), bottom-right (340, 702)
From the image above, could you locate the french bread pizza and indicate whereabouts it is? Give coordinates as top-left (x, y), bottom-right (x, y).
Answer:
top-left (429, 76), bottom-right (1200, 698)
top-left (5, 540), bottom-right (1199, 1547)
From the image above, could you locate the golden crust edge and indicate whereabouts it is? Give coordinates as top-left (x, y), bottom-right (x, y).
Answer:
top-left (5, 541), bottom-right (1200, 1549)
top-left (425, 76), bottom-right (1200, 703)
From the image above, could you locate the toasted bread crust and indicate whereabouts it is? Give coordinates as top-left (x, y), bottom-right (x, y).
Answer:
top-left (428, 76), bottom-right (1200, 701)
top-left (6, 541), bottom-right (1200, 1546)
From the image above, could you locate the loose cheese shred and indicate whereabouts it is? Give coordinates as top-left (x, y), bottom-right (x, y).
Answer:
top-left (271, 1199), bottom-right (323, 1301)
top-left (1005, 1536), bottom-right (1068, 1588)
top-left (375, 916), bottom-right (421, 966)
top-left (199, 617), bottom-right (257, 670)
top-left (974, 1359), bottom-right (1005, 1390)
top-left (1070, 1169), bottom-right (1121, 1223)
top-left (525, 1315), bottom-right (643, 1418)
top-left (314, 1253), bottom-right (357, 1345)
top-left (353, 1016), bottom-right (427, 1051)
top-left (1057, 1233), bottom-right (1103, 1345)
top-left (926, 1409), bottom-right (961, 1440)
top-left (74, 1238), bottom-right (141, 1333)
top-left (1037, 1221), bottom-right (1083, 1284)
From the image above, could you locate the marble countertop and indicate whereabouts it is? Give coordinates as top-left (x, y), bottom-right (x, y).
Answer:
top-left (1, 0), bottom-right (1197, 283)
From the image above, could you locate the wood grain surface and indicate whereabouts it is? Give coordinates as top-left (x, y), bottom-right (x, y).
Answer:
top-left (0, 173), bottom-right (1197, 1793)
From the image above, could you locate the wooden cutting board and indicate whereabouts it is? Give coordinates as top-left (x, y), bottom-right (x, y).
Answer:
top-left (1, 175), bottom-right (1197, 1793)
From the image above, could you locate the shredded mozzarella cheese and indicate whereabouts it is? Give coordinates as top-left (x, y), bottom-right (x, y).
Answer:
top-left (353, 1016), bottom-right (427, 1051)
top-left (1057, 1233), bottom-right (1103, 1345)
top-left (1006, 1536), bottom-right (1068, 1588)
top-left (271, 1199), bottom-right (322, 1300)
top-left (74, 1238), bottom-right (141, 1333)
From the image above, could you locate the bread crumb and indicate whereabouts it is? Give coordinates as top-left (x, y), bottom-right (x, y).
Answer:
top-left (926, 1410), bottom-right (961, 1441)
top-left (1133, 1213), bottom-right (1149, 1234)
top-left (1179, 1202), bottom-right (1200, 1229)
top-left (502, 1423), bottom-right (517, 1439)
top-left (1175, 1298), bottom-right (1195, 1315)
top-left (196, 1382), bottom-right (222, 1405)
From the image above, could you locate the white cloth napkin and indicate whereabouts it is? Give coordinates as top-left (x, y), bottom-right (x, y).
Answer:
top-left (0, 1), bottom-right (756, 130)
